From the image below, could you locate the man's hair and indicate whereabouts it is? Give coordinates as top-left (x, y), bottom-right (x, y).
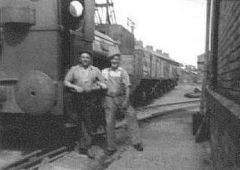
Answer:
top-left (109, 54), bottom-right (121, 60)
top-left (78, 50), bottom-right (92, 57)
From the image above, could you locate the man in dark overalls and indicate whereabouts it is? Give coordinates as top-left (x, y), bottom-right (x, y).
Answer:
top-left (64, 51), bottom-right (107, 157)
top-left (102, 51), bottom-right (143, 155)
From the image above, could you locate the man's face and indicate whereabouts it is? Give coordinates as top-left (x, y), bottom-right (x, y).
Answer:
top-left (110, 55), bottom-right (120, 69)
top-left (79, 53), bottom-right (91, 67)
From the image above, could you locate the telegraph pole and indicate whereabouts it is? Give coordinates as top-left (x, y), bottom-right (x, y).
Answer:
top-left (127, 17), bottom-right (135, 34)
top-left (95, 0), bottom-right (116, 24)
top-left (106, 0), bottom-right (111, 24)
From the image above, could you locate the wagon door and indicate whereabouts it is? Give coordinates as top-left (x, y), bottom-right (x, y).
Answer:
top-left (156, 57), bottom-right (161, 79)
top-left (151, 54), bottom-right (157, 79)
top-left (142, 51), bottom-right (151, 79)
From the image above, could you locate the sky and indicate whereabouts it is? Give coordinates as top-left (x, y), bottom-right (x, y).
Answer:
top-left (112, 0), bottom-right (207, 66)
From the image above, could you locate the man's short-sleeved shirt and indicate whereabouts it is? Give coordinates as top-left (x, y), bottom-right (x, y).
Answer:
top-left (102, 67), bottom-right (131, 87)
top-left (64, 65), bottom-right (104, 89)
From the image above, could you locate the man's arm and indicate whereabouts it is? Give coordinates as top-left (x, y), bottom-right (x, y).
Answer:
top-left (96, 68), bottom-right (107, 89)
top-left (64, 68), bottom-right (83, 92)
top-left (124, 86), bottom-right (130, 104)
top-left (122, 69), bottom-right (131, 109)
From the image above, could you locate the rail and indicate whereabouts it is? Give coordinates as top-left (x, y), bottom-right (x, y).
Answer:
top-left (137, 99), bottom-right (200, 111)
top-left (2, 147), bottom-right (69, 170)
top-left (115, 99), bottom-right (201, 129)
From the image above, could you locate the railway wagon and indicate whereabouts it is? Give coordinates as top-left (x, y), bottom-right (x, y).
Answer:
top-left (0, 0), bottom-right (119, 126)
top-left (133, 47), bottom-right (180, 104)
top-left (97, 24), bottom-right (180, 105)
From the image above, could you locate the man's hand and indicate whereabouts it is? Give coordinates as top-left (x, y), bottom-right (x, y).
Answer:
top-left (121, 100), bottom-right (129, 110)
top-left (84, 86), bottom-right (92, 93)
top-left (97, 82), bottom-right (107, 90)
top-left (91, 84), bottom-right (101, 91)
top-left (73, 86), bottom-right (84, 93)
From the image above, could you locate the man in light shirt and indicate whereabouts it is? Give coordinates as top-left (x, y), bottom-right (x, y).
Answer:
top-left (64, 51), bottom-right (107, 157)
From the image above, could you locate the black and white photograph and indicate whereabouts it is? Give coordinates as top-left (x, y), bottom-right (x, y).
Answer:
top-left (0, 0), bottom-right (237, 169)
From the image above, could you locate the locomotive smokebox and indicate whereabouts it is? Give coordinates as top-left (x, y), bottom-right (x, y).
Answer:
top-left (0, 1), bottom-right (36, 26)
top-left (0, 1), bottom-right (36, 45)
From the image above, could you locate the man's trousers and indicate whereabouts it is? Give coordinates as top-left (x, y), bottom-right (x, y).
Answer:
top-left (66, 92), bottom-right (104, 149)
top-left (104, 96), bottom-right (141, 150)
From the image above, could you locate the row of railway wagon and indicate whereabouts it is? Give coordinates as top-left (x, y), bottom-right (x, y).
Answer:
top-left (0, 0), bottom-right (180, 141)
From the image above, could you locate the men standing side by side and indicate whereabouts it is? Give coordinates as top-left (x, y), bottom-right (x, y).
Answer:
top-left (64, 51), bottom-right (107, 157)
top-left (102, 51), bottom-right (143, 156)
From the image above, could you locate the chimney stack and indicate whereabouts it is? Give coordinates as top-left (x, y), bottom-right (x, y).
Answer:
top-left (146, 45), bottom-right (153, 51)
top-left (163, 52), bottom-right (169, 58)
top-left (156, 49), bottom-right (162, 55)
top-left (135, 40), bottom-right (143, 48)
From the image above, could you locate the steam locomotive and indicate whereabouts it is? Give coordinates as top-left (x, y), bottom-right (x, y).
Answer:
top-left (0, 0), bottom-right (179, 126)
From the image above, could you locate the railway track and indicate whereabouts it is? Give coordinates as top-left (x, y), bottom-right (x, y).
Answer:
top-left (115, 99), bottom-right (200, 129)
top-left (2, 147), bottom-right (69, 170)
top-left (138, 99), bottom-right (200, 111)
top-left (1, 99), bottom-right (200, 170)
top-left (135, 99), bottom-right (200, 121)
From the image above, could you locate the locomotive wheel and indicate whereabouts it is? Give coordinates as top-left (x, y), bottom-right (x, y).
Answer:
top-left (156, 87), bottom-right (162, 98)
top-left (16, 70), bottom-right (57, 115)
top-left (135, 89), bottom-right (147, 105)
top-left (141, 90), bottom-right (147, 104)
top-left (0, 71), bottom-right (7, 102)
